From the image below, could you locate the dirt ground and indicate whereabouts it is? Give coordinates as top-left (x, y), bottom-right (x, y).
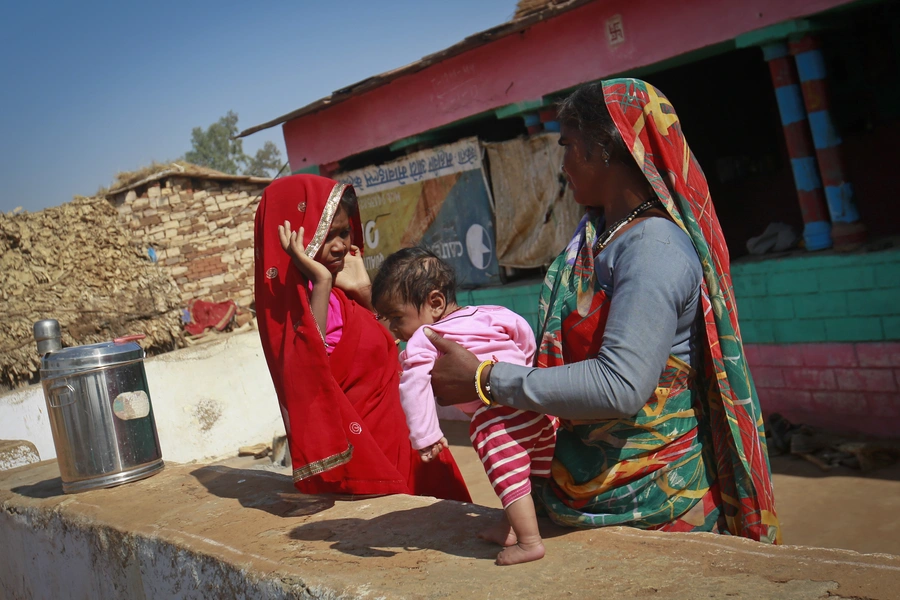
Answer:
top-left (223, 419), bottom-right (900, 557)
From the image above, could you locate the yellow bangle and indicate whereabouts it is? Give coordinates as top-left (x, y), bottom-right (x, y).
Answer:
top-left (475, 359), bottom-right (495, 407)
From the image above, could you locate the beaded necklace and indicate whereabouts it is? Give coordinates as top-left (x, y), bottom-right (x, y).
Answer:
top-left (593, 198), bottom-right (663, 254)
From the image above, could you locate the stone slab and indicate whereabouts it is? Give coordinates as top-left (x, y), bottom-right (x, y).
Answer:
top-left (0, 439), bottom-right (39, 471)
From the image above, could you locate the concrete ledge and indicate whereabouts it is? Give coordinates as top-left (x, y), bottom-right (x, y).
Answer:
top-left (3, 461), bottom-right (900, 599)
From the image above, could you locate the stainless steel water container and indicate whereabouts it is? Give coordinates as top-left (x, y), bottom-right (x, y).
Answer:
top-left (39, 338), bottom-right (164, 493)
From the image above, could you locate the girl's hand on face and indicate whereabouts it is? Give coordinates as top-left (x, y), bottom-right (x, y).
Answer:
top-left (333, 244), bottom-right (370, 292)
top-left (334, 244), bottom-right (373, 306)
top-left (278, 220), bottom-right (332, 284)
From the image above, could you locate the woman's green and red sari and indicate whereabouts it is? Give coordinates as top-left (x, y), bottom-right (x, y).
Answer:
top-left (535, 79), bottom-right (780, 544)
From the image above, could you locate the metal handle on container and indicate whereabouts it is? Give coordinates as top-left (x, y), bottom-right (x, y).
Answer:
top-left (48, 381), bottom-right (76, 408)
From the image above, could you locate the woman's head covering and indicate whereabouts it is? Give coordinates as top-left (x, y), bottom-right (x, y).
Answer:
top-left (604, 78), bottom-right (779, 543)
top-left (256, 174), bottom-right (363, 270)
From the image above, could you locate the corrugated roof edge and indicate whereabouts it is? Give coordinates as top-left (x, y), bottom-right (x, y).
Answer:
top-left (236, 0), bottom-right (591, 139)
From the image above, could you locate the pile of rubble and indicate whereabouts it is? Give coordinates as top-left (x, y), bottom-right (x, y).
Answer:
top-left (0, 196), bottom-right (184, 389)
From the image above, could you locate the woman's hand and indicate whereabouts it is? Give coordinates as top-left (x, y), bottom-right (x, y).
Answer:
top-left (334, 245), bottom-right (373, 308)
top-left (278, 221), bottom-right (331, 284)
top-left (425, 328), bottom-right (483, 405)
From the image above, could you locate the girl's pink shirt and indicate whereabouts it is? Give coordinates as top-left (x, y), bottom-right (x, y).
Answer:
top-left (324, 291), bottom-right (343, 354)
top-left (307, 282), bottom-right (343, 354)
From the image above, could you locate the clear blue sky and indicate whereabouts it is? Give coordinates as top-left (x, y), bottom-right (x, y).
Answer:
top-left (0, 1), bottom-right (517, 213)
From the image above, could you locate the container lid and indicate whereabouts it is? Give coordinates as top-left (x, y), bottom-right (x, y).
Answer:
top-left (41, 340), bottom-right (144, 377)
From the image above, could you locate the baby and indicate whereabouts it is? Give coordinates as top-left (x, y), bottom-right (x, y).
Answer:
top-left (372, 247), bottom-right (558, 566)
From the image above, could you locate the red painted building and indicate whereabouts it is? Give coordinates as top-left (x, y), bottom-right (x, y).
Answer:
top-left (242, 0), bottom-right (900, 438)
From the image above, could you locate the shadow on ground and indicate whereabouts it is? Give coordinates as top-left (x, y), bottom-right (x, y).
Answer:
top-left (288, 502), bottom-right (502, 560)
top-left (191, 465), bottom-right (336, 518)
top-left (12, 476), bottom-right (64, 499)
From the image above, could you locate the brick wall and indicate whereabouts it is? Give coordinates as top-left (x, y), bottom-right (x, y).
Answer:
top-left (110, 176), bottom-right (267, 310)
top-left (732, 249), bottom-right (900, 344)
top-left (746, 342), bottom-right (900, 438)
top-left (461, 248), bottom-right (900, 437)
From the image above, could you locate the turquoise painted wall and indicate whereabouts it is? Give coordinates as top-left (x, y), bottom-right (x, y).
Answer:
top-left (459, 281), bottom-right (544, 336)
top-left (733, 249), bottom-right (900, 344)
top-left (456, 248), bottom-right (900, 345)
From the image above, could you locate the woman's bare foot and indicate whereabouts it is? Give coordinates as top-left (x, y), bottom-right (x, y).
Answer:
top-left (496, 539), bottom-right (545, 565)
top-left (478, 518), bottom-right (517, 547)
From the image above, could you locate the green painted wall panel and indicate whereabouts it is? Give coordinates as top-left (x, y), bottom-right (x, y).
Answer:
top-left (884, 317), bottom-right (900, 340)
top-left (767, 270), bottom-right (818, 295)
top-left (846, 290), bottom-right (899, 317)
top-left (774, 319), bottom-right (827, 344)
top-left (791, 292), bottom-right (848, 319)
top-left (750, 296), bottom-right (795, 320)
top-left (824, 318), bottom-right (885, 342)
top-left (875, 264), bottom-right (900, 289)
top-left (817, 266), bottom-right (877, 292)
top-left (733, 250), bottom-right (900, 344)
top-left (453, 251), bottom-right (898, 347)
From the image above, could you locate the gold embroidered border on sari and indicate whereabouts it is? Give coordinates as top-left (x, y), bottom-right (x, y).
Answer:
top-left (304, 181), bottom-right (348, 260)
top-left (292, 444), bottom-right (354, 482)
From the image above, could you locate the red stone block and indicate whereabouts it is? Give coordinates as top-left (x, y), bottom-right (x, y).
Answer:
top-left (752, 344), bottom-right (804, 367)
top-left (783, 367), bottom-right (837, 390)
top-left (856, 342), bottom-right (900, 367)
top-left (750, 366), bottom-right (785, 389)
top-left (811, 391), bottom-right (868, 415)
top-left (867, 392), bottom-right (900, 418)
top-left (798, 343), bottom-right (857, 367)
top-left (756, 388), bottom-right (813, 413)
top-left (835, 368), bottom-right (897, 393)
top-left (742, 343), bottom-right (762, 366)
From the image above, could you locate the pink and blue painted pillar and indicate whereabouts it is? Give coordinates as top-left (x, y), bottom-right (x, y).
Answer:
top-left (762, 42), bottom-right (832, 251)
top-left (789, 36), bottom-right (867, 248)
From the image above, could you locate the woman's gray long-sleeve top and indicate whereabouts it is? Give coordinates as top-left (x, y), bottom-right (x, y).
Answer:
top-left (491, 217), bottom-right (703, 420)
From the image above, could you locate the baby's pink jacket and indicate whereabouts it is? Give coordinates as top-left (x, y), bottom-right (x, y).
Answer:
top-left (398, 305), bottom-right (536, 450)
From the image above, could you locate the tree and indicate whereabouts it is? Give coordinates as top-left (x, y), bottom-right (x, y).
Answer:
top-left (244, 141), bottom-right (284, 177)
top-left (185, 112), bottom-right (286, 178)
top-left (185, 111), bottom-right (245, 175)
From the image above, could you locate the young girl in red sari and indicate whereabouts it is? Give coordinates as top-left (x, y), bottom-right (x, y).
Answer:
top-left (254, 174), bottom-right (471, 501)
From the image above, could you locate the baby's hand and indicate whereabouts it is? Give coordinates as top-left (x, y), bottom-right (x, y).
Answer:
top-left (418, 437), bottom-right (449, 463)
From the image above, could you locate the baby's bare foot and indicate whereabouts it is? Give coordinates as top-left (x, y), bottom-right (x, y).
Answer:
top-left (495, 540), bottom-right (545, 566)
top-left (477, 521), bottom-right (517, 547)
